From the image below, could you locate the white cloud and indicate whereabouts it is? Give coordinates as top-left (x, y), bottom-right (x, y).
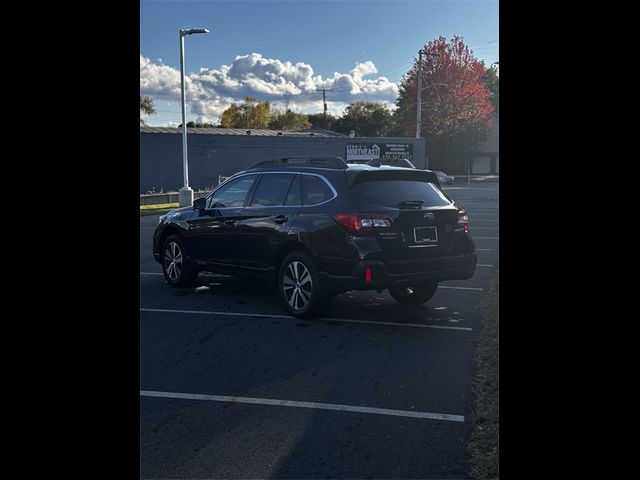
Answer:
top-left (146, 121), bottom-right (180, 128)
top-left (140, 53), bottom-right (399, 122)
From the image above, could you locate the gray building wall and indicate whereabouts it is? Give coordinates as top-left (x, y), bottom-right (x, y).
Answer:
top-left (140, 133), bottom-right (426, 193)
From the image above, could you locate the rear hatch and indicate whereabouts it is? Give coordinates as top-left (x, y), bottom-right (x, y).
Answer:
top-left (348, 169), bottom-right (461, 261)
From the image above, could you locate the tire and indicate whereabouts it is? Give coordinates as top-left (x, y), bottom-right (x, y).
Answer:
top-left (388, 281), bottom-right (438, 305)
top-left (278, 251), bottom-right (323, 318)
top-left (161, 234), bottom-right (198, 287)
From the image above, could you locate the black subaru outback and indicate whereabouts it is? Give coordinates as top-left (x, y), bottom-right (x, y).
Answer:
top-left (153, 156), bottom-right (476, 317)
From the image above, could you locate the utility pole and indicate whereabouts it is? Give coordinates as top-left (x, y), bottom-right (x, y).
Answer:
top-left (416, 49), bottom-right (438, 169)
top-left (316, 88), bottom-right (333, 122)
top-left (416, 49), bottom-right (424, 140)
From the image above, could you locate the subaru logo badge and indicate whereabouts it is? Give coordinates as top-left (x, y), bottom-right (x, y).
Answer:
top-left (424, 212), bottom-right (435, 220)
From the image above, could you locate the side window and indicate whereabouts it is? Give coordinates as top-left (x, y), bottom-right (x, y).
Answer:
top-left (208, 175), bottom-right (256, 208)
top-left (284, 174), bottom-right (302, 206)
top-left (303, 175), bottom-right (334, 205)
top-left (249, 174), bottom-right (295, 207)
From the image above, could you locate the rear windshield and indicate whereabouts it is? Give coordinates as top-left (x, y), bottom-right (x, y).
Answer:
top-left (351, 180), bottom-right (452, 207)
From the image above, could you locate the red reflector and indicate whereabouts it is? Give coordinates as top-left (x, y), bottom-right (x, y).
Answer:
top-left (365, 267), bottom-right (373, 283)
top-left (457, 208), bottom-right (470, 232)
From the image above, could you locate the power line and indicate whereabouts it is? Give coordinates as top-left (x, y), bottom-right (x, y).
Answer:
top-left (469, 40), bottom-right (498, 48)
top-left (376, 61), bottom-right (415, 78)
top-left (374, 56), bottom-right (416, 76)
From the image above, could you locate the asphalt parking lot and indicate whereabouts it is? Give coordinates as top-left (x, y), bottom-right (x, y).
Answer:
top-left (139, 181), bottom-right (499, 479)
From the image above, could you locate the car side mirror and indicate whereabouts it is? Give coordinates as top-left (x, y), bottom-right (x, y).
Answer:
top-left (193, 196), bottom-right (207, 212)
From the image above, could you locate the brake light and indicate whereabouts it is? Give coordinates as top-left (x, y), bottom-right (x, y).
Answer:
top-left (332, 213), bottom-right (392, 235)
top-left (365, 267), bottom-right (373, 283)
top-left (457, 209), bottom-right (470, 232)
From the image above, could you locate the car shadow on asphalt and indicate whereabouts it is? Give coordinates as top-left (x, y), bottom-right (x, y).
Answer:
top-left (154, 274), bottom-right (465, 326)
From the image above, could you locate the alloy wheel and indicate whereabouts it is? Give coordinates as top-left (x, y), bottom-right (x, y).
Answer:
top-left (164, 241), bottom-right (183, 281)
top-left (282, 261), bottom-right (313, 311)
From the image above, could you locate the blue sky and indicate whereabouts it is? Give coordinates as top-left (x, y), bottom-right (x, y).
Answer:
top-left (140, 0), bottom-right (498, 126)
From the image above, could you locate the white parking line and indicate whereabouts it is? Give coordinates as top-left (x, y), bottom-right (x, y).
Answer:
top-left (476, 248), bottom-right (493, 251)
top-left (140, 307), bottom-right (473, 331)
top-left (439, 286), bottom-right (484, 291)
top-left (140, 272), bottom-right (232, 278)
top-left (473, 236), bottom-right (499, 240)
top-left (444, 187), bottom-right (498, 191)
top-left (477, 264), bottom-right (493, 267)
top-left (140, 390), bottom-right (465, 422)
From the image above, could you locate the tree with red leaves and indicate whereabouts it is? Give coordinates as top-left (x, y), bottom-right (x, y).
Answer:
top-left (393, 36), bottom-right (494, 171)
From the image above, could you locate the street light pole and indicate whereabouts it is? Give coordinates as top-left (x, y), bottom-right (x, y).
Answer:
top-left (179, 33), bottom-right (188, 192)
top-left (178, 28), bottom-right (209, 207)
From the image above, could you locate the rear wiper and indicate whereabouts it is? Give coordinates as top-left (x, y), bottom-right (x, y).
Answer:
top-left (390, 200), bottom-right (424, 208)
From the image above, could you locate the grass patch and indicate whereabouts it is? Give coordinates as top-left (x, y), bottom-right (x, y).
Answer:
top-left (469, 272), bottom-right (499, 479)
top-left (140, 202), bottom-right (179, 216)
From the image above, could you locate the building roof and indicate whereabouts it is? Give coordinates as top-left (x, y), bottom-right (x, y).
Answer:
top-left (289, 127), bottom-right (347, 137)
top-left (140, 126), bottom-right (346, 137)
top-left (475, 113), bottom-right (499, 154)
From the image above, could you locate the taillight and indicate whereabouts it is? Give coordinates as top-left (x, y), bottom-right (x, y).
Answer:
top-left (457, 208), bottom-right (470, 232)
top-left (332, 213), bottom-right (392, 235)
top-left (365, 267), bottom-right (373, 283)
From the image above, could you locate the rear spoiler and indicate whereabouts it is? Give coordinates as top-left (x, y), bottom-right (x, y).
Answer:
top-left (345, 168), bottom-right (440, 187)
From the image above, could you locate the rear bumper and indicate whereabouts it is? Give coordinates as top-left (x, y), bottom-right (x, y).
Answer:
top-left (319, 253), bottom-right (477, 293)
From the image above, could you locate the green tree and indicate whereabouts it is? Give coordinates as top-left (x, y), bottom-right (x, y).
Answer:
top-left (393, 36), bottom-right (494, 171)
top-left (219, 104), bottom-right (243, 128)
top-left (220, 96), bottom-right (272, 128)
top-left (307, 113), bottom-right (338, 130)
top-left (140, 96), bottom-right (156, 124)
top-left (181, 121), bottom-right (216, 128)
top-left (334, 101), bottom-right (394, 137)
top-left (269, 109), bottom-right (311, 130)
top-left (482, 62), bottom-right (499, 112)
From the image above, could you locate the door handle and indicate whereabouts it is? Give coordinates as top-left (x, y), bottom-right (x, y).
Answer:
top-left (273, 215), bottom-right (288, 224)
top-left (224, 219), bottom-right (236, 226)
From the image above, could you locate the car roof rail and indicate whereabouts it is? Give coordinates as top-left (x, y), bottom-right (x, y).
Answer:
top-left (246, 156), bottom-right (349, 170)
top-left (366, 159), bottom-right (382, 167)
top-left (366, 158), bottom-right (416, 169)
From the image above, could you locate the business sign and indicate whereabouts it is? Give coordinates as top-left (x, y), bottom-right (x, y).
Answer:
top-left (345, 143), bottom-right (413, 162)
top-left (381, 143), bottom-right (414, 161)
top-left (345, 143), bottom-right (381, 161)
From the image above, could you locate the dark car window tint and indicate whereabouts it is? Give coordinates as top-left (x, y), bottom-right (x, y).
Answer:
top-left (303, 175), bottom-right (333, 205)
top-left (209, 175), bottom-right (256, 208)
top-left (284, 174), bottom-right (302, 206)
top-left (351, 180), bottom-right (451, 207)
top-left (250, 174), bottom-right (295, 207)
